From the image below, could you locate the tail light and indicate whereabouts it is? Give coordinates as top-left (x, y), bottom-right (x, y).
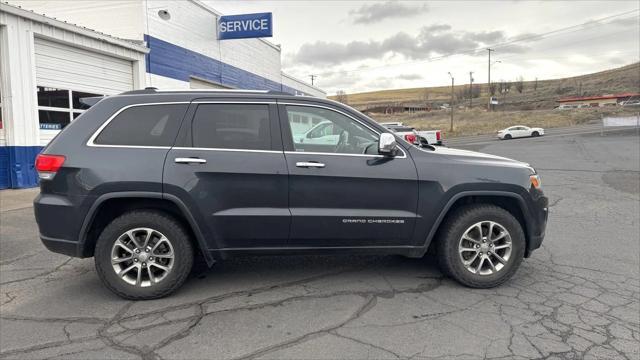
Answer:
top-left (436, 131), bottom-right (442, 141)
top-left (404, 134), bottom-right (418, 144)
top-left (35, 154), bottom-right (65, 180)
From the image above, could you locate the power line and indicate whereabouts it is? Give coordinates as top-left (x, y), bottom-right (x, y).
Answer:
top-left (312, 8), bottom-right (639, 77)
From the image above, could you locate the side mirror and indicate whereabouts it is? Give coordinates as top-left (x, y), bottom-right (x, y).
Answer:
top-left (378, 133), bottom-right (398, 156)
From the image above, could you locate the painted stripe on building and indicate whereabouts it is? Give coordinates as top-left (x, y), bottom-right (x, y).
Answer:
top-left (144, 35), bottom-right (308, 96)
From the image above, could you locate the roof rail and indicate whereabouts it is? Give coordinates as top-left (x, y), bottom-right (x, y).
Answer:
top-left (120, 87), bottom-right (158, 95)
top-left (119, 88), bottom-right (298, 95)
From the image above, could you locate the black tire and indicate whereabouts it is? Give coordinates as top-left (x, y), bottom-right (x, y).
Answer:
top-left (504, 134), bottom-right (512, 140)
top-left (95, 210), bottom-right (194, 300)
top-left (532, 131), bottom-right (539, 137)
top-left (436, 204), bottom-right (525, 288)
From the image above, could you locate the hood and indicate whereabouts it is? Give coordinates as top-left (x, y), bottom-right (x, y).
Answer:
top-left (422, 146), bottom-right (533, 170)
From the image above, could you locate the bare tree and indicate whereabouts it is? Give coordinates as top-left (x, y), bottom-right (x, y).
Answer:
top-left (421, 89), bottom-right (430, 103)
top-left (515, 76), bottom-right (525, 93)
top-left (471, 84), bottom-right (481, 98)
top-left (489, 82), bottom-right (497, 96)
top-left (335, 90), bottom-right (348, 104)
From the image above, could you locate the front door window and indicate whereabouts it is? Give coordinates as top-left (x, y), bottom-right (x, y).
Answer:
top-left (286, 106), bottom-right (379, 155)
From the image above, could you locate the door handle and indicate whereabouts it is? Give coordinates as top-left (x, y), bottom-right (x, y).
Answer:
top-left (296, 161), bottom-right (325, 168)
top-left (175, 157), bottom-right (207, 164)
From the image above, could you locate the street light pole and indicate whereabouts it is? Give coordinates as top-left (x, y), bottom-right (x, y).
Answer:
top-left (448, 72), bottom-right (454, 132)
top-left (487, 48), bottom-right (494, 111)
top-left (469, 71), bottom-right (474, 108)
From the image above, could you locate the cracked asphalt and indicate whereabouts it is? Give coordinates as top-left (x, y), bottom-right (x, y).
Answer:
top-left (1, 129), bottom-right (638, 360)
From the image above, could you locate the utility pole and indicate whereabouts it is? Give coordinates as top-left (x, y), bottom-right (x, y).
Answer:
top-left (309, 75), bottom-right (317, 86)
top-left (469, 71), bottom-right (474, 108)
top-left (487, 48), bottom-right (494, 111)
top-left (448, 72), bottom-right (454, 132)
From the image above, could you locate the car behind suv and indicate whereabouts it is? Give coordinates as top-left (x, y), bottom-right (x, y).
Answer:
top-left (34, 89), bottom-right (548, 299)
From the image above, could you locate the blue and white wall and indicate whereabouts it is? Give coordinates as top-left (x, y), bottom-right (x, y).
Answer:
top-left (0, 3), bottom-right (147, 189)
top-left (9, 0), bottom-right (325, 97)
top-left (1, 0), bottom-right (324, 189)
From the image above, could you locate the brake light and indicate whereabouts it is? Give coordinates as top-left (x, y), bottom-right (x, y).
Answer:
top-left (404, 134), bottom-right (418, 144)
top-left (35, 154), bottom-right (65, 180)
top-left (436, 131), bottom-right (441, 141)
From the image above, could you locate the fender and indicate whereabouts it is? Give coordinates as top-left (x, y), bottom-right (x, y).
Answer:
top-left (78, 191), bottom-right (214, 266)
top-left (416, 190), bottom-right (532, 257)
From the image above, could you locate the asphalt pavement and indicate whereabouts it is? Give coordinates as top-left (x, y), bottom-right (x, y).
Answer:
top-left (0, 128), bottom-right (638, 359)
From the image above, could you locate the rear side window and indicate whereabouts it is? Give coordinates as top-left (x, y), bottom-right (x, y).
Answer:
top-left (192, 104), bottom-right (271, 150)
top-left (94, 104), bottom-right (187, 147)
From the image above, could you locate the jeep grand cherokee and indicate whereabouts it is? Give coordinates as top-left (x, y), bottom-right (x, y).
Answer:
top-left (34, 89), bottom-right (548, 299)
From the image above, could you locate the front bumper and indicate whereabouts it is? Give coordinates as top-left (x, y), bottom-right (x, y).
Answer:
top-left (524, 191), bottom-right (548, 257)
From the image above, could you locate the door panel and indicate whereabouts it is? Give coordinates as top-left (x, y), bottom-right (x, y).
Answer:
top-left (279, 103), bottom-right (419, 247)
top-left (163, 102), bottom-right (289, 250)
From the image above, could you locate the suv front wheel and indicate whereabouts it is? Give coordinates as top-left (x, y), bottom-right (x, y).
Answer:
top-left (437, 204), bottom-right (525, 288)
top-left (95, 210), bottom-right (194, 300)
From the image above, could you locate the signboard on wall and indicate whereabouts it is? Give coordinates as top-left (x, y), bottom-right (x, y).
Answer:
top-left (218, 13), bottom-right (273, 40)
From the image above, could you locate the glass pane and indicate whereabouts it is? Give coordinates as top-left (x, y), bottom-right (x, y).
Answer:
top-left (192, 104), bottom-right (271, 150)
top-left (39, 110), bottom-right (70, 129)
top-left (94, 104), bottom-right (188, 146)
top-left (286, 106), bottom-right (378, 155)
top-left (72, 91), bottom-right (102, 110)
top-left (37, 87), bottom-right (69, 108)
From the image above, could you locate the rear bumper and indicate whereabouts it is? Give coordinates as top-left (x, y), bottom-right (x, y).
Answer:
top-left (34, 192), bottom-right (88, 257)
top-left (40, 235), bottom-right (83, 257)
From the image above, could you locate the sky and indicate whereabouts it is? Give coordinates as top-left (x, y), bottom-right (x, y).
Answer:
top-left (208, 1), bottom-right (640, 95)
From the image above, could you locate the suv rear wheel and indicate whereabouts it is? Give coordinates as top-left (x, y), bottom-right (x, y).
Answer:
top-left (95, 210), bottom-right (194, 300)
top-left (437, 204), bottom-right (525, 288)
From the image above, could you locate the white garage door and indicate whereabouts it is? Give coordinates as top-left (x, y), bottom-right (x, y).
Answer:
top-left (35, 37), bottom-right (135, 145)
top-left (35, 37), bottom-right (134, 94)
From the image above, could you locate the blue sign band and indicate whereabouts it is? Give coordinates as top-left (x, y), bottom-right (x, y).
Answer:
top-left (218, 12), bottom-right (272, 40)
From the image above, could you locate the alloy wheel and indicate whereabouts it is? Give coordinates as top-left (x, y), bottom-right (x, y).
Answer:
top-left (110, 228), bottom-right (174, 287)
top-left (458, 221), bottom-right (512, 275)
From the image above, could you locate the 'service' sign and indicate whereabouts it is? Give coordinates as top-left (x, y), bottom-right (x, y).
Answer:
top-left (218, 13), bottom-right (273, 40)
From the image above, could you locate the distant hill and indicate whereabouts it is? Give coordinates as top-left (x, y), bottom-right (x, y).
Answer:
top-left (332, 62), bottom-right (640, 111)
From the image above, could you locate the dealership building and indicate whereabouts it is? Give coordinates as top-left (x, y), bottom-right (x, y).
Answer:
top-left (0, 0), bottom-right (324, 188)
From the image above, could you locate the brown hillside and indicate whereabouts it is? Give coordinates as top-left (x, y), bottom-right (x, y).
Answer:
top-left (332, 62), bottom-right (640, 111)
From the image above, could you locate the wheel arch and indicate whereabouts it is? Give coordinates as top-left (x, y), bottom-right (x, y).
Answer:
top-left (79, 192), bottom-right (214, 266)
top-left (421, 191), bottom-right (532, 257)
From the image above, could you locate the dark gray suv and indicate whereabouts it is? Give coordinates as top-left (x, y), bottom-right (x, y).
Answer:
top-left (34, 89), bottom-right (548, 299)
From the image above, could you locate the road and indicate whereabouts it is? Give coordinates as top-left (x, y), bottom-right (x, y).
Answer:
top-left (445, 123), bottom-right (637, 147)
top-left (1, 129), bottom-right (638, 359)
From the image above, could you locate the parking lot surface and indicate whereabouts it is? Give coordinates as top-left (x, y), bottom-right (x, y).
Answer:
top-left (1, 129), bottom-right (638, 359)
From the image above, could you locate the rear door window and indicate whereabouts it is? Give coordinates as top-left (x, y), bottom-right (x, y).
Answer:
top-left (191, 104), bottom-right (271, 150)
top-left (94, 104), bottom-right (188, 147)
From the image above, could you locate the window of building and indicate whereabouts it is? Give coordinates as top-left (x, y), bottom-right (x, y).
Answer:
top-left (192, 104), bottom-right (271, 150)
top-left (37, 86), bottom-right (103, 130)
top-left (93, 104), bottom-right (188, 147)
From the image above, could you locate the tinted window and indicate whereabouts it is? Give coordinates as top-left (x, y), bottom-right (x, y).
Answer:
top-left (94, 104), bottom-right (187, 146)
top-left (192, 104), bottom-right (271, 150)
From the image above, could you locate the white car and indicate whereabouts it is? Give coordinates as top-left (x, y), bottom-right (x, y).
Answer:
top-left (294, 120), bottom-right (339, 146)
top-left (497, 126), bottom-right (544, 140)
